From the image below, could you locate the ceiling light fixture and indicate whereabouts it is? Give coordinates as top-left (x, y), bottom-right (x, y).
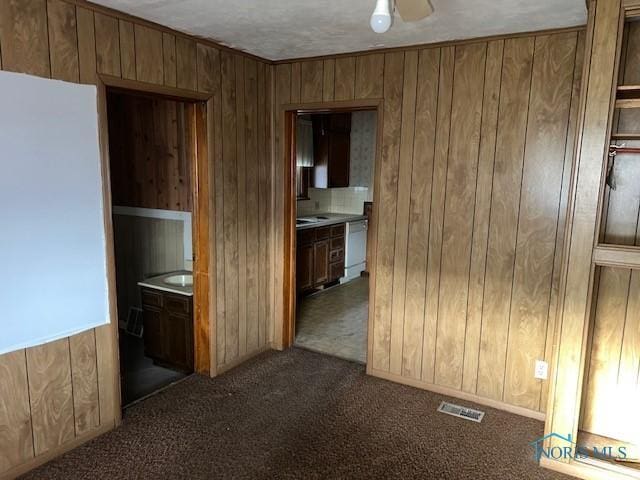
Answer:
top-left (370, 0), bottom-right (393, 34)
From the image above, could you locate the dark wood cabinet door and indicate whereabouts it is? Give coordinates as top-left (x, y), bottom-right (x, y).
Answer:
top-left (164, 313), bottom-right (194, 371)
top-left (328, 131), bottom-right (350, 187)
top-left (143, 307), bottom-right (164, 360)
top-left (296, 243), bottom-right (314, 291)
top-left (314, 240), bottom-right (329, 285)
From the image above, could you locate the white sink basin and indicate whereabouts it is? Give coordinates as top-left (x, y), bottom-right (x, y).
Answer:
top-left (164, 274), bottom-right (193, 287)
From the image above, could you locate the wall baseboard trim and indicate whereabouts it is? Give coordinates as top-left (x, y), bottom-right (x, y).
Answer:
top-left (0, 422), bottom-right (114, 480)
top-left (216, 345), bottom-right (273, 375)
top-left (540, 456), bottom-right (640, 480)
top-left (368, 368), bottom-right (546, 422)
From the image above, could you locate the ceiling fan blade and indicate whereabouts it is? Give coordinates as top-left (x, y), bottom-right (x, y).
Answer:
top-left (395, 0), bottom-right (434, 22)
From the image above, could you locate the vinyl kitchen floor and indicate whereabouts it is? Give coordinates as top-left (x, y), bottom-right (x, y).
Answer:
top-left (295, 277), bottom-right (368, 363)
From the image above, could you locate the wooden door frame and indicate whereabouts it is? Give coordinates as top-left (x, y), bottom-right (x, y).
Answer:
top-left (97, 75), bottom-right (216, 418)
top-left (280, 99), bottom-right (384, 367)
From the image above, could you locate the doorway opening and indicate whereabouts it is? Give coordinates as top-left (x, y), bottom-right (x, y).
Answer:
top-left (284, 104), bottom-right (380, 364)
top-left (105, 87), bottom-right (209, 406)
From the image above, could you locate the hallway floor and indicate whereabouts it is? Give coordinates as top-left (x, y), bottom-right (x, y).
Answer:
top-left (295, 277), bottom-right (368, 363)
top-left (23, 348), bottom-right (571, 480)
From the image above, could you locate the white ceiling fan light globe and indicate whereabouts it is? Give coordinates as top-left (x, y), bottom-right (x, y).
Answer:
top-left (370, 0), bottom-right (394, 33)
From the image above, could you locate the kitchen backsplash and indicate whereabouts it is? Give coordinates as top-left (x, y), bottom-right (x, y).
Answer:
top-left (298, 187), bottom-right (370, 216)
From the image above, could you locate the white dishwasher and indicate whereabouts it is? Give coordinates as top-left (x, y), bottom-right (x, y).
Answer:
top-left (342, 219), bottom-right (368, 283)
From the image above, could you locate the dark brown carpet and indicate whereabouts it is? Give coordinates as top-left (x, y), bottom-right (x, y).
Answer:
top-left (23, 348), bottom-right (573, 479)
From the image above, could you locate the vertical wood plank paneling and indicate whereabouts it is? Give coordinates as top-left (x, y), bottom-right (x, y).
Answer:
top-left (118, 20), bottom-right (136, 80)
top-left (540, 30), bottom-right (585, 413)
top-left (290, 62), bottom-right (301, 102)
top-left (504, 32), bottom-right (577, 410)
top-left (322, 58), bottom-right (335, 101)
top-left (372, 52), bottom-right (404, 372)
top-left (69, 331), bottom-right (99, 435)
top-left (0, 351), bottom-right (34, 472)
top-left (47, 0), bottom-right (79, 83)
top-left (94, 12), bottom-right (120, 77)
top-left (221, 51), bottom-right (239, 363)
top-left (355, 53), bottom-right (385, 99)
top-left (300, 60), bottom-right (323, 103)
top-left (334, 57), bottom-right (356, 101)
top-left (197, 43), bottom-right (218, 93)
top-left (435, 43), bottom-right (487, 389)
top-left (75, 7), bottom-right (96, 85)
top-left (389, 50), bottom-right (418, 375)
top-left (0, 0), bottom-right (50, 77)
top-left (235, 55), bottom-right (248, 357)
top-left (176, 36), bottom-right (197, 91)
top-left (462, 40), bottom-right (504, 394)
top-left (477, 37), bottom-right (535, 401)
top-left (135, 24), bottom-right (163, 85)
top-left (162, 33), bottom-right (177, 87)
top-left (26, 339), bottom-right (75, 456)
top-left (257, 61), bottom-right (268, 348)
top-left (245, 58), bottom-right (260, 352)
top-left (421, 46), bottom-right (454, 383)
top-left (401, 48), bottom-right (439, 379)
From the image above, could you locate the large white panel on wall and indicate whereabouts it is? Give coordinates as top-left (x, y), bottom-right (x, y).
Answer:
top-left (0, 70), bottom-right (109, 355)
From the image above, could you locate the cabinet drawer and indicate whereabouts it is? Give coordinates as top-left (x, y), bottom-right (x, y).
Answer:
top-left (329, 248), bottom-right (344, 263)
top-left (331, 224), bottom-right (345, 238)
top-left (316, 226), bottom-right (331, 240)
top-left (330, 236), bottom-right (344, 251)
top-left (297, 228), bottom-right (315, 245)
top-left (330, 261), bottom-right (344, 281)
top-left (164, 294), bottom-right (192, 316)
top-left (142, 289), bottom-right (163, 308)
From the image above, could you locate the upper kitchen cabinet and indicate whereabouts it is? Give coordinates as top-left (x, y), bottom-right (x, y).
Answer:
top-left (312, 113), bottom-right (351, 188)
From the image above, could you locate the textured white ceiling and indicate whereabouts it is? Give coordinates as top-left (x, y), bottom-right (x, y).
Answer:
top-left (91, 0), bottom-right (587, 61)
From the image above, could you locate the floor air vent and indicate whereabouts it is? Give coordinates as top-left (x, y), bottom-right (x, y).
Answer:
top-left (437, 401), bottom-right (485, 423)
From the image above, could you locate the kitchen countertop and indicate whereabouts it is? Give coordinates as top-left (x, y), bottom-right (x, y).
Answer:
top-left (296, 212), bottom-right (367, 230)
top-left (138, 270), bottom-right (194, 297)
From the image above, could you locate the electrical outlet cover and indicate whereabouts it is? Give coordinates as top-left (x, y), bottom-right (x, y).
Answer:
top-left (535, 360), bottom-right (548, 380)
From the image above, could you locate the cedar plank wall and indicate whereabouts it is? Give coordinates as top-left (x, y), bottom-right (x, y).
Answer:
top-left (0, 0), bottom-right (273, 477)
top-left (274, 29), bottom-right (585, 416)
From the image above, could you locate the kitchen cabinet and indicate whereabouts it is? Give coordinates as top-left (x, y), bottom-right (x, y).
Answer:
top-left (312, 113), bottom-right (351, 188)
top-left (296, 223), bottom-right (345, 293)
top-left (141, 288), bottom-right (194, 372)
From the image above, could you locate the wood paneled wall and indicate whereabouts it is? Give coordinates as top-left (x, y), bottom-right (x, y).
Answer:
top-left (0, 0), bottom-right (273, 477)
top-left (275, 29), bottom-right (585, 416)
top-left (107, 92), bottom-right (193, 212)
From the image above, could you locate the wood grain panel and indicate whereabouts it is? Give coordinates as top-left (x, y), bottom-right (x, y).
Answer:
top-left (119, 20), bottom-right (136, 80)
top-left (401, 48), bottom-right (439, 379)
top-left (477, 37), bottom-right (534, 401)
top-left (47, 0), bottom-right (78, 83)
top-left (162, 33), bottom-right (177, 87)
top-left (462, 40), bottom-right (504, 394)
top-left (197, 43), bottom-right (218, 93)
top-left (300, 60), bottom-right (323, 102)
top-left (322, 59), bottom-right (335, 101)
top-left (0, 0), bottom-right (50, 77)
top-left (389, 50), bottom-right (418, 375)
top-left (135, 24), bottom-right (163, 85)
top-left (0, 351), bottom-right (34, 472)
top-left (435, 43), bottom-right (487, 389)
top-left (334, 57), bottom-right (356, 101)
top-left (504, 32), bottom-right (578, 411)
top-left (176, 36), bottom-right (197, 91)
top-left (75, 7), bottom-right (96, 85)
top-left (236, 55), bottom-right (248, 357)
top-left (355, 54), bottom-right (385, 99)
top-left (26, 339), bottom-right (75, 456)
top-left (69, 331), bottom-right (99, 435)
top-left (221, 51), bottom-right (240, 362)
top-left (421, 47), bottom-right (454, 383)
top-left (372, 51), bottom-right (404, 371)
top-left (94, 12), bottom-right (121, 77)
top-left (290, 61), bottom-right (301, 102)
